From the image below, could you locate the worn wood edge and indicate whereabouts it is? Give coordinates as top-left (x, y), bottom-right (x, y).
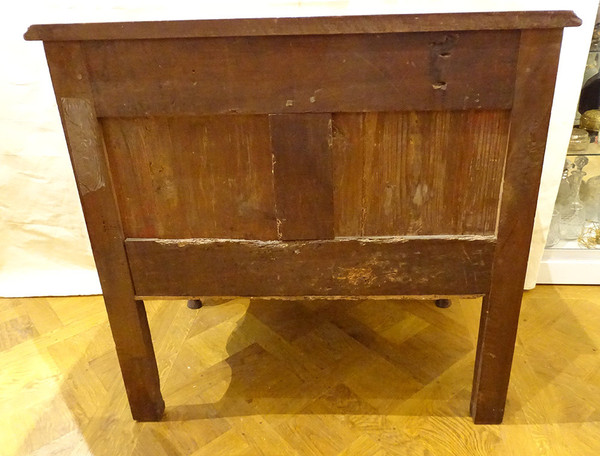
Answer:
top-left (128, 234), bottom-right (496, 245)
top-left (24, 11), bottom-right (581, 41)
top-left (125, 236), bottom-right (496, 297)
top-left (136, 294), bottom-right (485, 300)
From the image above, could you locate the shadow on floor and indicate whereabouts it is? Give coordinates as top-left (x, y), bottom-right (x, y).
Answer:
top-left (14, 287), bottom-right (598, 454)
top-left (160, 290), bottom-right (597, 425)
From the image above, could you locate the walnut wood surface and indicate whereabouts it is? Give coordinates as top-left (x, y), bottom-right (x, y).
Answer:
top-left (101, 111), bottom-right (508, 240)
top-left (125, 236), bottom-right (495, 297)
top-left (31, 12), bottom-right (580, 424)
top-left (44, 42), bottom-right (164, 421)
top-left (102, 116), bottom-right (277, 240)
top-left (24, 11), bottom-right (581, 41)
top-left (333, 110), bottom-right (510, 236)
top-left (470, 29), bottom-right (565, 424)
top-left (80, 31), bottom-right (518, 116)
top-left (60, 97), bottom-right (164, 421)
top-left (270, 114), bottom-right (334, 240)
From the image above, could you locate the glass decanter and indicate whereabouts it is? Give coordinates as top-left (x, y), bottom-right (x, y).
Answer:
top-left (560, 156), bottom-right (588, 239)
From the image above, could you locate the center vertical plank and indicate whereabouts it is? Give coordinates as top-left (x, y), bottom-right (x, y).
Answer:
top-left (269, 113), bottom-right (334, 240)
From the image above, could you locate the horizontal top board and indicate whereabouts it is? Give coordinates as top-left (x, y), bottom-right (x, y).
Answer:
top-left (24, 11), bottom-right (580, 41)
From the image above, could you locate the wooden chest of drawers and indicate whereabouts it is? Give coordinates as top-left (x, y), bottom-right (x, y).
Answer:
top-left (25, 11), bottom-right (580, 423)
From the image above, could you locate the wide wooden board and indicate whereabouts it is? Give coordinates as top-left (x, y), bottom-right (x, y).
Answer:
top-left (101, 110), bottom-right (509, 239)
top-left (125, 236), bottom-right (495, 297)
top-left (333, 110), bottom-right (510, 236)
top-left (81, 31), bottom-right (519, 116)
top-left (101, 116), bottom-right (278, 240)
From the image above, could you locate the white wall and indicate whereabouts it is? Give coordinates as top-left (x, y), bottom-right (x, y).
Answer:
top-left (1, 1), bottom-right (596, 297)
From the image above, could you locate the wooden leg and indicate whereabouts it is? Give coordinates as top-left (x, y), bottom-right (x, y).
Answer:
top-left (187, 299), bottom-right (203, 309)
top-left (470, 292), bottom-right (523, 424)
top-left (468, 29), bottom-right (564, 425)
top-left (435, 298), bottom-right (452, 308)
top-left (105, 297), bottom-right (165, 421)
top-left (57, 96), bottom-right (165, 421)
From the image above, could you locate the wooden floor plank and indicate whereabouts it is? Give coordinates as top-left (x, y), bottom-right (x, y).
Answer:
top-left (1, 285), bottom-right (600, 455)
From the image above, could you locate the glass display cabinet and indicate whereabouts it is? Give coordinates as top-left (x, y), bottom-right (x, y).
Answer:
top-left (540, 17), bottom-right (600, 284)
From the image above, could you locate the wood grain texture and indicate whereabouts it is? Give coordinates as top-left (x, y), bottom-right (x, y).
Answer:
top-left (125, 236), bottom-right (495, 297)
top-left (470, 29), bottom-right (565, 425)
top-left (332, 110), bottom-right (510, 236)
top-left (44, 41), bottom-right (164, 421)
top-left (34, 13), bottom-right (578, 426)
top-left (270, 114), bottom-right (334, 240)
top-left (60, 97), bottom-right (164, 421)
top-left (43, 42), bottom-right (92, 99)
top-left (81, 31), bottom-right (519, 116)
top-left (101, 116), bottom-right (277, 240)
top-left (24, 11), bottom-right (581, 41)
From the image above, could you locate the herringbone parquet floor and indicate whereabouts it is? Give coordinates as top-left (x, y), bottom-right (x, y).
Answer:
top-left (2, 286), bottom-right (600, 455)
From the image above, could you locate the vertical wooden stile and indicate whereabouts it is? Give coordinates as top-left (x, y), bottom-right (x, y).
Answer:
top-left (470, 28), bottom-right (565, 424)
top-left (269, 114), bottom-right (334, 240)
top-left (44, 41), bottom-right (164, 421)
